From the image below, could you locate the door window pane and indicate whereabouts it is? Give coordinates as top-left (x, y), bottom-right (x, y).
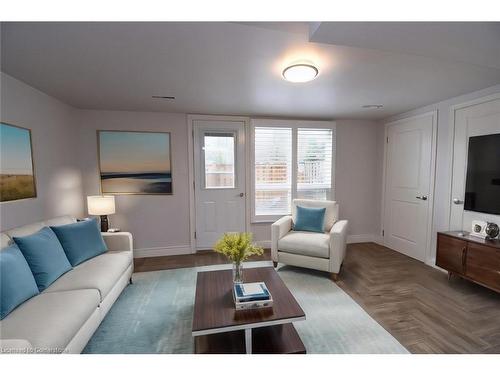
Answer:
top-left (204, 133), bottom-right (235, 188)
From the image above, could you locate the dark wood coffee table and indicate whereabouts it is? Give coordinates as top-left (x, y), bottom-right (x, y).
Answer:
top-left (192, 266), bottom-right (306, 354)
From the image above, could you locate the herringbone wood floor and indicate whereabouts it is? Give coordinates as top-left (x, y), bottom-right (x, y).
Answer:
top-left (134, 242), bottom-right (500, 353)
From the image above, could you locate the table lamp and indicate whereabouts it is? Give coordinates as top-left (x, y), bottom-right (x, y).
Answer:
top-left (87, 195), bottom-right (116, 232)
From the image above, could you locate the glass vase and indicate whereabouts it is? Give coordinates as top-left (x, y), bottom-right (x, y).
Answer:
top-left (232, 261), bottom-right (243, 284)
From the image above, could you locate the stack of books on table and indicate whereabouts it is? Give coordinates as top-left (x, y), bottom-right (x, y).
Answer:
top-left (233, 282), bottom-right (273, 310)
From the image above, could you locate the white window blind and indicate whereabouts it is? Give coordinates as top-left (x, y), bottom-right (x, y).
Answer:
top-left (297, 128), bottom-right (333, 200)
top-left (254, 127), bottom-right (292, 216)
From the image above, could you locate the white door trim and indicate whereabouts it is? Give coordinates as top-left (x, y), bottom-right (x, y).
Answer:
top-left (446, 92), bottom-right (500, 230)
top-left (187, 114), bottom-right (251, 252)
top-left (381, 110), bottom-right (438, 265)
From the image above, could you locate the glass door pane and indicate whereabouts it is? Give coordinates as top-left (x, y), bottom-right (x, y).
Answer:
top-left (203, 132), bottom-right (235, 189)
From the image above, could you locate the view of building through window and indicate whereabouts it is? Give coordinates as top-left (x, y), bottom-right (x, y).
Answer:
top-left (204, 133), bottom-right (235, 188)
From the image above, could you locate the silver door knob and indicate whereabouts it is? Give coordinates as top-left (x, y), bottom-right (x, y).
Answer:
top-left (453, 198), bottom-right (463, 205)
top-left (239, 193), bottom-right (244, 197)
top-left (416, 195), bottom-right (428, 201)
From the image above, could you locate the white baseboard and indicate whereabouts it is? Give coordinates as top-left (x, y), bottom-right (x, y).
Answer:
top-left (347, 234), bottom-right (383, 245)
top-left (133, 245), bottom-right (192, 258)
top-left (255, 240), bottom-right (272, 249)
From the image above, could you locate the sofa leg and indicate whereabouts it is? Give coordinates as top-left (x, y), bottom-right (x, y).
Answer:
top-left (330, 272), bottom-right (339, 282)
top-left (129, 277), bottom-right (133, 285)
top-left (273, 261), bottom-right (278, 268)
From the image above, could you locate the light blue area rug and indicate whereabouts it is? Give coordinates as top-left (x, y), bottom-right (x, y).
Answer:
top-left (83, 261), bottom-right (408, 354)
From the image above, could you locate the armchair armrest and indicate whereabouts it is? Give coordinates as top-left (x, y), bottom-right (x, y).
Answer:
top-left (271, 216), bottom-right (292, 262)
top-left (102, 232), bottom-right (133, 252)
top-left (329, 220), bottom-right (348, 273)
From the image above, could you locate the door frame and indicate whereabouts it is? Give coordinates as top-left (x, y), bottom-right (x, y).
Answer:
top-left (187, 114), bottom-right (251, 252)
top-left (381, 110), bottom-right (438, 265)
top-left (447, 92), bottom-right (500, 231)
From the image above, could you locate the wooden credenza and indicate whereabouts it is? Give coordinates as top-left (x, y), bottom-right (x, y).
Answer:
top-left (436, 231), bottom-right (500, 293)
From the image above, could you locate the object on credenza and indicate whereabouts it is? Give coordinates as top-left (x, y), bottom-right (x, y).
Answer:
top-left (0, 122), bottom-right (37, 202)
top-left (470, 220), bottom-right (488, 239)
top-left (485, 222), bottom-right (500, 239)
top-left (87, 195), bottom-right (116, 232)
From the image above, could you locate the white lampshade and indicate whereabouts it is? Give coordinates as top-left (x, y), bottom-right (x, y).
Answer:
top-left (87, 195), bottom-right (116, 216)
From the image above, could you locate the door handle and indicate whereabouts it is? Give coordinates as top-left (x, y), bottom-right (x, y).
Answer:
top-left (239, 193), bottom-right (244, 197)
top-left (453, 198), bottom-right (463, 205)
top-left (416, 195), bottom-right (428, 201)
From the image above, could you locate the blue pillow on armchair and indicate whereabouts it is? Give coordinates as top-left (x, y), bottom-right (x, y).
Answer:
top-left (51, 218), bottom-right (107, 266)
top-left (0, 244), bottom-right (40, 319)
top-left (13, 227), bottom-right (72, 292)
top-left (294, 205), bottom-right (326, 233)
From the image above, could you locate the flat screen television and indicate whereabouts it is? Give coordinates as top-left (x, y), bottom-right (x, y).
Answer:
top-left (464, 133), bottom-right (500, 215)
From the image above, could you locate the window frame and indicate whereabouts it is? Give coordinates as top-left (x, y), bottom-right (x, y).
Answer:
top-left (250, 119), bottom-right (336, 223)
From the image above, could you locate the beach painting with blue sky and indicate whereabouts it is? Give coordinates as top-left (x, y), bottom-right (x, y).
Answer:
top-left (0, 122), bottom-right (37, 202)
top-left (98, 131), bottom-right (172, 194)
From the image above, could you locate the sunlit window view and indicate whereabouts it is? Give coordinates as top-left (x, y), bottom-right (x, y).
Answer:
top-left (254, 126), bottom-right (334, 217)
top-left (297, 128), bottom-right (333, 200)
top-left (254, 127), bottom-right (292, 215)
top-left (204, 133), bottom-right (235, 188)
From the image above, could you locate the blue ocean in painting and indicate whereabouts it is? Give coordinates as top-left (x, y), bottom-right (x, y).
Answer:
top-left (101, 172), bottom-right (172, 194)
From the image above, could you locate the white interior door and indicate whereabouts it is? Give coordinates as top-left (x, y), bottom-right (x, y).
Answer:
top-left (193, 120), bottom-right (246, 250)
top-left (450, 97), bottom-right (500, 231)
top-left (383, 113), bottom-right (435, 262)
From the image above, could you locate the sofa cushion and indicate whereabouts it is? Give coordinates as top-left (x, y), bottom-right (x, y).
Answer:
top-left (51, 218), bottom-right (107, 266)
top-left (13, 227), bottom-right (72, 291)
top-left (278, 231), bottom-right (330, 259)
top-left (43, 250), bottom-right (132, 301)
top-left (292, 199), bottom-right (338, 232)
top-left (0, 289), bottom-right (100, 353)
top-left (293, 205), bottom-right (326, 233)
top-left (1, 233), bottom-right (12, 249)
top-left (0, 244), bottom-right (40, 319)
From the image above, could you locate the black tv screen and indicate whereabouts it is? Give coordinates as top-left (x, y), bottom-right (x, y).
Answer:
top-left (464, 133), bottom-right (500, 215)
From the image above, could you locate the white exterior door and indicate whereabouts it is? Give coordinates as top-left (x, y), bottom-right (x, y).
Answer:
top-left (193, 120), bottom-right (246, 250)
top-left (383, 113), bottom-right (435, 262)
top-left (450, 97), bottom-right (500, 231)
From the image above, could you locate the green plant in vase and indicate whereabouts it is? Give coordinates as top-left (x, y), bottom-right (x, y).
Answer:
top-left (214, 232), bottom-right (264, 283)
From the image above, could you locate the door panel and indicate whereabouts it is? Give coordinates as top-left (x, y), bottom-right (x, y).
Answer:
top-left (384, 113), bottom-right (435, 262)
top-left (450, 97), bottom-right (500, 231)
top-left (465, 243), bottom-right (500, 290)
top-left (436, 234), bottom-right (466, 275)
top-left (193, 120), bottom-right (246, 249)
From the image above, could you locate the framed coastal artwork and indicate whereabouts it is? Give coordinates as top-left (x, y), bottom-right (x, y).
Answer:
top-left (0, 122), bottom-right (37, 202)
top-left (97, 130), bottom-right (172, 195)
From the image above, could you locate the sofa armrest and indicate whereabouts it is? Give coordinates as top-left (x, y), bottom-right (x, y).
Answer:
top-left (329, 220), bottom-right (348, 273)
top-left (271, 216), bottom-right (292, 262)
top-left (102, 232), bottom-right (133, 252)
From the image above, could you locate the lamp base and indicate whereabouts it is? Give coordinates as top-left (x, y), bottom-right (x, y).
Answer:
top-left (100, 215), bottom-right (109, 232)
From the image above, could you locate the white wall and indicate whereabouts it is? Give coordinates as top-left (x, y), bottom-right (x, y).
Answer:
top-left (252, 119), bottom-right (384, 244)
top-left (76, 110), bottom-right (191, 255)
top-left (381, 84), bottom-right (500, 264)
top-left (0, 73), bottom-right (84, 230)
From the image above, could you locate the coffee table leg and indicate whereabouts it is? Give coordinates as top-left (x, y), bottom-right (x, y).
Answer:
top-left (245, 328), bottom-right (252, 354)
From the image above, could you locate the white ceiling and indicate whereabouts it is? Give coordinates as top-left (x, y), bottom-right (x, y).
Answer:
top-left (2, 22), bottom-right (500, 120)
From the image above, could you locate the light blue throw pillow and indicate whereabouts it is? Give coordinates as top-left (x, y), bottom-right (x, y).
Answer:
top-left (51, 218), bottom-right (107, 266)
top-left (0, 244), bottom-right (40, 319)
top-left (294, 205), bottom-right (326, 233)
top-left (13, 227), bottom-right (72, 292)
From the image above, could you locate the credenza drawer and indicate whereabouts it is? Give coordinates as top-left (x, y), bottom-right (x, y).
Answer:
top-left (465, 243), bottom-right (500, 292)
top-left (436, 234), bottom-right (467, 275)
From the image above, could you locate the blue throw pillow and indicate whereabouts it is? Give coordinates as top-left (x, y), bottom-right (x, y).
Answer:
top-left (13, 227), bottom-right (72, 291)
top-left (0, 244), bottom-right (40, 319)
top-left (51, 218), bottom-right (107, 266)
top-left (294, 205), bottom-right (326, 233)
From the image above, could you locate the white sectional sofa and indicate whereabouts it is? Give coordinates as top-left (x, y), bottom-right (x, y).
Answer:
top-left (0, 216), bottom-right (133, 354)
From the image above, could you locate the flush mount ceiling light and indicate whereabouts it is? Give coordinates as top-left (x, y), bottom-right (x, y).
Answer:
top-left (282, 64), bottom-right (319, 83)
top-left (362, 104), bottom-right (384, 109)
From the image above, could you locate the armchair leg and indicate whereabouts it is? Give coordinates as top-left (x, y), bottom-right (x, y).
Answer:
top-left (273, 261), bottom-right (278, 268)
top-left (330, 272), bottom-right (339, 282)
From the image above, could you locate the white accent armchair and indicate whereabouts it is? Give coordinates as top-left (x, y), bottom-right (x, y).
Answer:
top-left (271, 199), bottom-right (349, 281)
